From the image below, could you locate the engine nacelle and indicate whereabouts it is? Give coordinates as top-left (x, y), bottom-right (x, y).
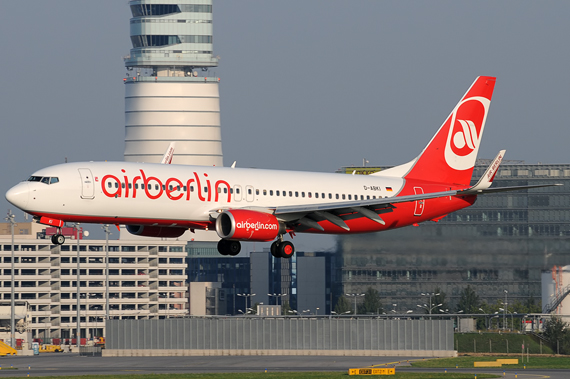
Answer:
top-left (125, 225), bottom-right (187, 238)
top-left (215, 209), bottom-right (283, 241)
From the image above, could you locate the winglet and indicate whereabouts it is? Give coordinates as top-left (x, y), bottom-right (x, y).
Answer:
top-left (160, 142), bottom-right (176, 164)
top-left (463, 150), bottom-right (505, 193)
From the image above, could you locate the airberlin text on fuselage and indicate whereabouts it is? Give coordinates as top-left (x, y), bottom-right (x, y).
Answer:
top-left (101, 169), bottom-right (231, 203)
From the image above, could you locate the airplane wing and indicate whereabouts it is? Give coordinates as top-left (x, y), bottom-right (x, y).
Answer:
top-left (210, 150), bottom-right (561, 232)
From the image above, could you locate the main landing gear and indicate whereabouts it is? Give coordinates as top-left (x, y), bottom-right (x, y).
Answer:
top-left (51, 231), bottom-right (65, 245)
top-left (217, 239), bottom-right (241, 256)
top-left (270, 238), bottom-right (295, 259)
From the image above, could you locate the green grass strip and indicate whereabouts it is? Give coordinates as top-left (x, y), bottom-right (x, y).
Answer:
top-left (411, 355), bottom-right (570, 369)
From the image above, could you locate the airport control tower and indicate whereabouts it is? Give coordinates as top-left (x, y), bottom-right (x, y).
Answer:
top-left (123, 0), bottom-right (222, 166)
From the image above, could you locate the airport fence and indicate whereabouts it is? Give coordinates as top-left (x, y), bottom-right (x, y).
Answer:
top-left (106, 317), bottom-right (453, 354)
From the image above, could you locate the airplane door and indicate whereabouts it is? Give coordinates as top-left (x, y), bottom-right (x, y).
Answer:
top-left (246, 185), bottom-right (254, 202)
top-left (78, 169), bottom-right (95, 199)
top-left (413, 187), bottom-right (424, 216)
top-left (234, 185), bottom-right (242, 202)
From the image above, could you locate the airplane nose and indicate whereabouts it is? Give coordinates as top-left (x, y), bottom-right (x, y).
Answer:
top-left (5, 182), bottom-right (29, 210)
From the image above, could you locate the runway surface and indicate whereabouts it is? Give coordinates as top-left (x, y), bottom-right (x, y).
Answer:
top-left (0, 354), bottom-right (568, 378)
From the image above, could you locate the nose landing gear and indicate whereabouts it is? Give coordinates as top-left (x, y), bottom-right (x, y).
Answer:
top-left (51, 231), bottom-right (65, 245)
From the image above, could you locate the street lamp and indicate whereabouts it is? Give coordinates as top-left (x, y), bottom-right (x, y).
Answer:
top-left (346, 293), bottom-right (364, 315)
top-left (237, 293), bottom-right (255, 313)
top-left (417, 303), bottom-right (443, 315)
top-left (5, 211), bottom-right (16, 348)
top-left (503, 290), bottom-right (508, 331)
top-left (421, 292), bottom-right (440, 314)
top-left (267, 293), bottom-right (286, 306)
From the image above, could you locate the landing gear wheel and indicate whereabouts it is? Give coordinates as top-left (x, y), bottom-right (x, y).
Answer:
top-left (217, 240), bottom-right (230, 255)
top-left (217, 239), bottom-right (241, 256)
top-left (270, 241), bottom-right (281, 258)
top-left (227, 241), bottom-right (241, 256)
top-left (279, 241), bottom-right (295, 259)
top-left (51, 234), bottom-right (65, 245)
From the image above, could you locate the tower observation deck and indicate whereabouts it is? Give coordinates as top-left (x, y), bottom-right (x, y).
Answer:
top-left (123, 0), bottom-right (223, 166)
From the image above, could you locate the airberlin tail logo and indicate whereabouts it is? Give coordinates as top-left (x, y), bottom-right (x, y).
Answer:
top-left (444, 96), bottom-right (490, 170)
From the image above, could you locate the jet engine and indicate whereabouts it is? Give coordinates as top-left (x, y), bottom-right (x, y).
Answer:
top-left (215, 209), bottom-right (284, 241)
top-left (125, 225), bottom-right (187, 238)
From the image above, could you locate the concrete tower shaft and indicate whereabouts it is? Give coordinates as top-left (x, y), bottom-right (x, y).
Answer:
top-left (124, 0), bottom-right (223, 166)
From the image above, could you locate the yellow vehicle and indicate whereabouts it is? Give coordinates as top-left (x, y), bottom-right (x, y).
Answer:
top-left (39, 344), bottom-right (63, 353)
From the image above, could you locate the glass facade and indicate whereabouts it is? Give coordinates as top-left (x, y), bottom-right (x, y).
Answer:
top-left (337, 162), bottom-right (570, 311)
top-left (125, 0), bottom-right (217, 68)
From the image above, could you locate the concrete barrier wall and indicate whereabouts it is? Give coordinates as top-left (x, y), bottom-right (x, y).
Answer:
top-left (106, 317), bottom-right (454, 356)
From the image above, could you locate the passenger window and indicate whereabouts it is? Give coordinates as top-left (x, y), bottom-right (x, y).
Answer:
top-left (336, 194), bottom-right (339, 200)
top-left (204, 187), bottom-right (208, 193)
top-left (50, 177), bottom-right (59, 184)
top-left (270, 190), bottom-right (273, 196)
top-left (148, 184), bottom-right (151, 190)
top-left (116, 183), bottom-right (120, 189)
top-left (263, 190), bottom-right (267, 196)
top-left (155, 185), bottom-right (159, 190)
top-left (302, 192), bottom-right (305, 198)
top-left (308, 192), bottom-right (312, 198)
top-left (183, 186), bottom-right (187, 191)
top-left (289, 191), bottom-right (293, 197)
top-left (348, 195), bottom-right (352, 200)
top-left (248, 189), bottom-right (252, 195)
top-left (322, 193), bottom-right (325, 199)
top-left (367, 195), bottom-right (370, 200)
top-left (295, 192), bottom-right (299, 197)
top-left (190, 186), bottom-right (194, 192)
top-left (217, 187), bottom-right (222, 193)
top-left (315, 193), bottom-right (319, 199)
top-left (342, 194), bottom-right (346, 200)
top-left (128, 183), bottom-right (132, 189)
top-left (329, 194), bottom-right (332, 199)
top-left (276, 190), bottom-right (280, 196)
top-left (256, 189), bottom-right (259, 195)
top-left (236, 188), bottom-right (240, 194)
top-left (108, 182), bottom-right (112, 188)
top-left (224, 188), bottom-right (228, 194)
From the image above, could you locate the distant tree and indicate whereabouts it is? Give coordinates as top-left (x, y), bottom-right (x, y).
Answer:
top-left (281, 300), bottom-right (292, 315)
top-left (357, 287), bottom-right (383, 315)
top-left (524, 296), bottom-right (542, 313)
top-left (457, 285), bottom-right (481, 314)
top-left (543, 316), bottom-right (570, 354)
top-left (334, 296), bottom-right (352, 315)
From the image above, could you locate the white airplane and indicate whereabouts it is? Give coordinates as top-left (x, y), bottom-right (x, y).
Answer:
top-left (5, 76), bottom-right (555, 258)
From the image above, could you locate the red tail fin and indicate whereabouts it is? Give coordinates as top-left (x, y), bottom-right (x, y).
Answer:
top-left (402, 76), bottom-right (496, 186)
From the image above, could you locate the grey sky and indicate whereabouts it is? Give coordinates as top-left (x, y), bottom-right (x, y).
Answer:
top-left (1, 1), bottom-right (568, 249)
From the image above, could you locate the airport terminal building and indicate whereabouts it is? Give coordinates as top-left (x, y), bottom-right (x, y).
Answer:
top-left (337, 161), bottom-right (570, 311)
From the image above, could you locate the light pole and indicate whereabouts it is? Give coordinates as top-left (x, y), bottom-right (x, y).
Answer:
top-left (503, 290), bottom-right (508, 331)
top-left (5, 211), bottom-right (16, 348)
top-left (267, 293), bottom-right (286, 306)
top-left (417, 303), bottom-right (443, 315)
top-left (237, 293), bottom-right (255, 313)
top-left (456, 310), bottom-right (464, 331)
top-left (102, 225), bottom-right (111, 323)
top-left (421, 292), bottom-right (440, 314)
top-left (76, 224), bottom-right (81, 348)
top-left (346, 293), bottom-right (364, 315)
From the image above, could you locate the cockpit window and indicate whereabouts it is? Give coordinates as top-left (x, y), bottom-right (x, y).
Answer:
top-left (27, 176), bottom-right (60, 185)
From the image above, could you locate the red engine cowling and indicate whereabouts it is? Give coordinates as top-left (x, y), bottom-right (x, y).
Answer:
top-left (125, 225), bottom-right (187, 238)
top-left (215, 209), bottom-right (283, 241)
